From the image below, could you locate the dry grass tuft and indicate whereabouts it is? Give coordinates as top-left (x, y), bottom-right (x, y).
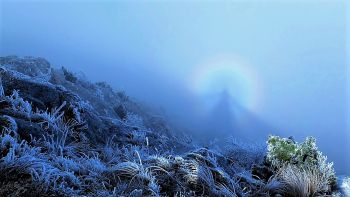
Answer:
top-left (267, 164), bottom-right (330, 197)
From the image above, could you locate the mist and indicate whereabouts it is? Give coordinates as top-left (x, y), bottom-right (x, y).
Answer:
top-left (1, 1), bottom-right (349, 174)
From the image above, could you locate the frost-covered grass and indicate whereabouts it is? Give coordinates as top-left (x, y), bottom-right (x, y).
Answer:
top-left (267, 135), bottom-right (336, 187)
top-left (0, 129), bottom-right (245, 196)
top-left (0, 77), bottom-right (4, 97)
top-left (0, 89), bottom-right (261, 196)
top-left (0, 63), bottom-right (341, 196)
top-left (263, 135), bottom-right (337, 196)
top-left (6, 90), bottom-right (32, 116)
top-left (338, 176), bottom-right (350, 196)
top-left (265, 164), bottom-right (330, 196)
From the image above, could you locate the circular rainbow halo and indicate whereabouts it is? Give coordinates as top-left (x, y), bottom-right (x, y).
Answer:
top-left (189, 54), bottom-right (263, 113)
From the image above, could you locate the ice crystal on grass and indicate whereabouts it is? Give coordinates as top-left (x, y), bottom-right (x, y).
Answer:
top-left (6, 90), bottom-right (32, 116)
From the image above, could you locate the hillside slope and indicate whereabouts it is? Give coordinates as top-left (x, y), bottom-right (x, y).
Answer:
top-left (0, 56), bottom-right (346, 196)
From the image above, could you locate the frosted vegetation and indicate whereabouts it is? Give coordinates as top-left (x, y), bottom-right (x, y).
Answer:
top-left (0, 56), bottom-right (347, 196)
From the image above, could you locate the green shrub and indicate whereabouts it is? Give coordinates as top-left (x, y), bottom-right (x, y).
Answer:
top-left (267, 135), bottom-right (297, 166)
top-left (267, 135), bottom-right (336, 188)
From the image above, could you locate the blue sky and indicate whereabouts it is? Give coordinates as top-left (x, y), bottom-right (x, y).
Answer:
top-left (1, 0), bottom-right (349, 173)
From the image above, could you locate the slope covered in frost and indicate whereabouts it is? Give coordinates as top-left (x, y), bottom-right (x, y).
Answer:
top-left (0, 56), bottom-right (346, 196)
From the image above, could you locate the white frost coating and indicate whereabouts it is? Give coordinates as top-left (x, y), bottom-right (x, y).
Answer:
top-left (339, 176), bottom-right (350, 196)
top-left (4, 67), bottom-right (55, 88)
top-left (2, 115), bottom-right (18, 133)
top-left (0, 77), bottom-right (4, 97)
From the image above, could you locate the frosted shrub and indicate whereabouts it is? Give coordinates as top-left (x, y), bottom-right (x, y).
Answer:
top-left (62, 66), bottom-right (77, 83)
top-left (131, 130), bottom-right (147, 145)
top-left (225, 137), bottom-right (266, 168)
top-left (7, 90), bottom-right (32, 115)
top-left (124, 112), bottom-right (145, 129)
top-left (267, 135), bottom-right (297, 166)
top-left (267, 135), bottom-right (336, 187)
